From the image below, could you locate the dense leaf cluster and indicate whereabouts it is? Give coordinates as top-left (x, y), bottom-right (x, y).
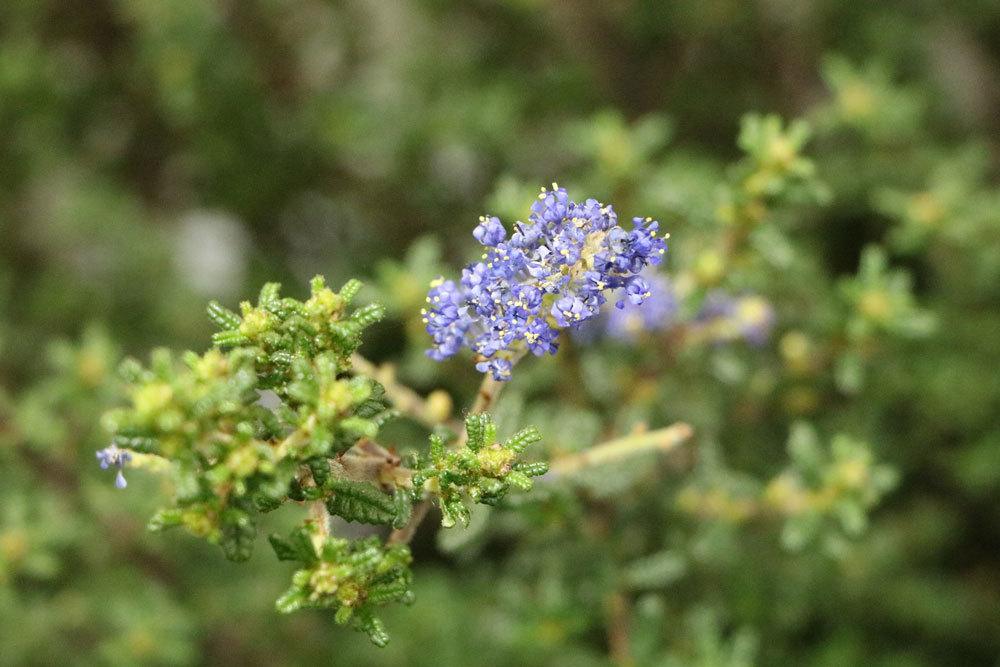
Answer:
top-left (95, 276), bottom-right (548, 645)
top-left (270, 527), bottom-right (414, 647)
top-left (101, 278), bottom-right (392, 563)
top-left (413, 414), bottom-right (548, 528)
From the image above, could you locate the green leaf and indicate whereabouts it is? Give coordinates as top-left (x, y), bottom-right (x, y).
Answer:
top-left (269, 527), bottom-right (318, 564)
top-left (207, 301), bottom-right (241, 330)
top-left (366, 577), bottom-right (412, 604)
top-left (440, 495), bottom-right (470, 528)
top-left (252, 492), bottom-right (283, 513)
top-left (334, 605), bottom-right (353, 625)
top-left (308, 458), bottom-right (330, 487)
top-left (350, 303), bottom-right (385, 328)
top-left (339, 416), bottom-right (378, 439)
top-left (354, 382), bottom-right (388, 418)
top-left (392, 491), bottom-right (413, 529)
top-left (212, 330), bottom-right (249, 348)
top-left (465, 414), bottom-right (486, 451)
top-left (356, 611), bottom-right (390, 647)
top-left (147, 508), bottom-right (183, 532)
top-left (339, 278), bottom-right (363, 304)
top-left (275, 588), bottom-right (308, 614)
top-left (267, 534), bottom-right (301, 562)
top-left (428, 433), bottom-right (445, 460)
top-left (258, 282), bottom-right (282, 309)
top-left (513, 461), bottom-right (549, 477)
top-left (220, 508), bottom-right (256, 562)
top-left (505, 471), bottom-right (533, 492)
top-left (111, 435), bottom-right (160, 454)
top-left (506, 427), bottom-right (541, 453)
top-left (291, 528), bottom-right (320, 564)
top-left (324, 479), bottom-right (399, 525)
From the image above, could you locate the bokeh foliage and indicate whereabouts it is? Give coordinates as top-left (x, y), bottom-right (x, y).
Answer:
top-left (2, 1), bottom-right (999, 665)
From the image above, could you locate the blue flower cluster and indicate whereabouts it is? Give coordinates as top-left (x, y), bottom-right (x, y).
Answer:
top-left (96, 444), bottom-right (132, 489)
top-left (424, 185), bottom-right (668, 380)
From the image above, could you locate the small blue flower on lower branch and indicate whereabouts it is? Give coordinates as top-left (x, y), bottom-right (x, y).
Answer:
top-left (96, 444), bottom-right (133, 489)
top-left (423, 184), bottom-right (669, 380)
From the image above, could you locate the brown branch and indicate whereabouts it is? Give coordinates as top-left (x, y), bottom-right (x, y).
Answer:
top-left (606, 591), bottom-right (634, 667)
top-left (469, 373), bottom-right (505, 415)
top-left (545, 422), bottom-right (694, 479)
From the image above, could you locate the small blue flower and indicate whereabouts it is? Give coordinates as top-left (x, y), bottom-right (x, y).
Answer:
top-left (551, 295), bottom-right (589, 327)
top-left (475, 357), bottom-right (513, 381)
top-left (620, 276), bottom-right (652, 308)
top-left (96, 444), bottom-right (132, 489)
top-left (524, 318), bottom-right (559, 356)
top-left (424, 184), bottom-right (669, 380)
top-left (472, 216), bottom-right (506, 247)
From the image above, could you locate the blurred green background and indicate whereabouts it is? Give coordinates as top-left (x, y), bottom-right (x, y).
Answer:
top-left (2, 1), bottom-right (999, 665)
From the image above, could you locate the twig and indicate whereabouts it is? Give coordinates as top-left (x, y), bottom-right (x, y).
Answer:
top-left (545, 422), bottom-right (693, 479)
top-left (311, 499), bottom-right (330, 538)
top-left (606, 591), bottom-right (634, 667)
top-left (469, 372), bottom-right (504, 415)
